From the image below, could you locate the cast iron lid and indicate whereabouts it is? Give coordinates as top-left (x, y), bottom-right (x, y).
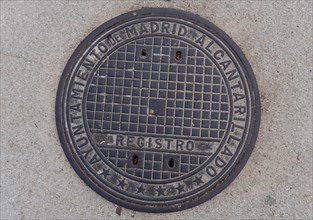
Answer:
top-left (56, 8), bottom-right (260, 213)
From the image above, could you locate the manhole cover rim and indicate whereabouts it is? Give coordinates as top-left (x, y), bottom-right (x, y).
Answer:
top-left (56, 7), bottom-right (261, 213)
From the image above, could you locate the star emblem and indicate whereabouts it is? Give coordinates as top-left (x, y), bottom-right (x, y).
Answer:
top-left (99, 168), bottom-right (110, 179)
top-left (136, 184), bottom-right (145, 194)
top-left (117, 178), bottom-right (127, 189)
top-left (184, 180), bottom-right (194, 190)
top-left (156, 186), bottom-right (165, 196)
top-left (175, 183), bottom-right (185, 193)
top-left (193, 175), bottom-right (204, 185)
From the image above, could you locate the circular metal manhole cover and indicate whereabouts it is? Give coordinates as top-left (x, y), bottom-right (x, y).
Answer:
top-left (56, 8), bottom-right (260, 212)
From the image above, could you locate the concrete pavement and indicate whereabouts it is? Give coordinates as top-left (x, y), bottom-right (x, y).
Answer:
top-left (1, 1), bottom-right (312, 219)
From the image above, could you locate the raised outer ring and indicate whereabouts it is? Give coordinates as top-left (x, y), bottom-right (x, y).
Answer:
top-left (56, 8), bottom-right (261, 213)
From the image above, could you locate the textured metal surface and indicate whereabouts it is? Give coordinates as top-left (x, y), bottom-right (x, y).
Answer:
top-left (56, 8), bottom-right (260, 212)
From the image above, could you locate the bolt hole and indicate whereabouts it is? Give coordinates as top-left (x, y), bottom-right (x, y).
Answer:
top-left (175, 51), bottom-right (182, 61)
top-left (141, 49), bottom-right (147, 57)
top-left (132, 154), bottom-right (139, 165)
top-left (168, 158), bottom-right (175, 168)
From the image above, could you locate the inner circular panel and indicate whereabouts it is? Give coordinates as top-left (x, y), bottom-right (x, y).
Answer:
top-left (85, 36), bottom-right (230, 181)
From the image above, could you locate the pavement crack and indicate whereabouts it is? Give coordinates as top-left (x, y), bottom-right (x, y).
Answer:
top-left (2, 52), bottom-right (36, 64)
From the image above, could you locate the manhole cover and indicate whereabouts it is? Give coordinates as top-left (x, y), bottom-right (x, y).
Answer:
top-left (56, 8), bottom-right (260, 212)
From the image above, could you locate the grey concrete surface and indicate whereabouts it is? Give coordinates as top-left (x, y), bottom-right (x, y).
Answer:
top-left (1, 0), bottom-right (312, 219)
